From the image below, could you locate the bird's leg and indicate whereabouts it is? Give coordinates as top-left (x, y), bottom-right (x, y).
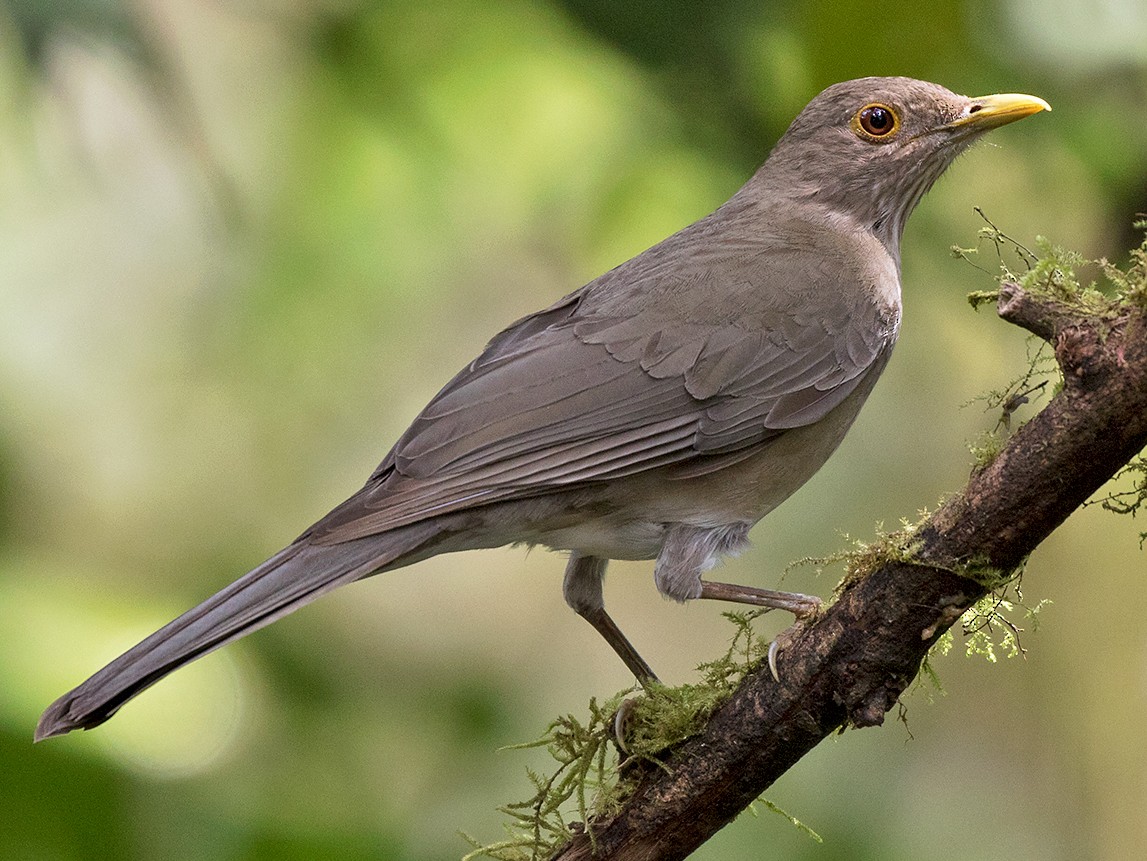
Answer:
top-left (697, 580), bottom-right (821, 618)
top-left (656, 522), bottom-right (825, 683)
top-left (563, 553), bottom-right (659, 684)
top-left (655, 523), bottom-right (822, 619)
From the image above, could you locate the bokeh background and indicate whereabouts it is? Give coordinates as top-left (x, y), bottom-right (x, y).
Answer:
top-left (2, 1), bottom-right (1146, 859)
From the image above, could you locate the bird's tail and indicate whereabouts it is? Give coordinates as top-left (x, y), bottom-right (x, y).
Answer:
top-left (35, 525), bottom-right (436, 742)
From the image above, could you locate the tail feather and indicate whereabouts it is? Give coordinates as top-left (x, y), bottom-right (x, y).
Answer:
top-left (35, 528), bottom-right (430, 742)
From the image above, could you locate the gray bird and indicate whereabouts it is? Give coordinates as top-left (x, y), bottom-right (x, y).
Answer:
top-left (36, 77), bottom-right (1049, 741)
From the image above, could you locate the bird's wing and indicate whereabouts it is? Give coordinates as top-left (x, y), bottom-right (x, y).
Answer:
top-left (313, 224), bottom-right (899, 543)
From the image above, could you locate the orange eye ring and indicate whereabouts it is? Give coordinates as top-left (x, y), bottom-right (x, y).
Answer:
top-left (851, 103), bottom-right (900, 141)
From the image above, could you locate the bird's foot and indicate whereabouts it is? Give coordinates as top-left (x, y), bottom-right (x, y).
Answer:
top-left (695, 580), bottom-right (821, 683)
top-left (698, 579), bottom-right (822, 617)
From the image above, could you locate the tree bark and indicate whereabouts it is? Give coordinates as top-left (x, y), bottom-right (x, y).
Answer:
top-left (552, 284), bottom-right (1147, 860)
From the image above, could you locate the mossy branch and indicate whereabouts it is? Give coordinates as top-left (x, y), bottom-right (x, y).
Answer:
top-left (534, 234), bottom-right (1147, 861)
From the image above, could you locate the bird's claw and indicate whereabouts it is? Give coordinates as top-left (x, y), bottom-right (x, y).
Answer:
top-left (613, 696), bottom-right (638, 754)
top-left (767, 639), bottom-right (781, 682)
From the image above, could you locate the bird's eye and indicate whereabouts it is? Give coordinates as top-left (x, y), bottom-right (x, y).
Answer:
top-left (851, 103), bottom-right (900, 141)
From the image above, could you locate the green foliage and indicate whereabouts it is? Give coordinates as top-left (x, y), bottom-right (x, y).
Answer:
top-left (956, 211), bottom-right (1147, 316)
top-left (462, 610), bottom-right (815, 860)
top-left (748, 798), bottom-right (823, 844)
top-left (958, 220), bottom-right (1147, 537)
top-left (461, 693), bottom-right (628, 861)
top-left (931, 584), bottom-right (1051, 664)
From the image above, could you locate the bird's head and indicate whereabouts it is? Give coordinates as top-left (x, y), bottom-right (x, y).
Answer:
top-left (756, 77), bottom-right (1050, 257)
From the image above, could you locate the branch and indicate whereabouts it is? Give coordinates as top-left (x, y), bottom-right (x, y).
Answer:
top-left (551, 283), bottom-right (1147, 861)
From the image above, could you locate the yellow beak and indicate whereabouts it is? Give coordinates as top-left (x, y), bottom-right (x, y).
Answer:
top-left (946, 92), bottom-right (1051, 131)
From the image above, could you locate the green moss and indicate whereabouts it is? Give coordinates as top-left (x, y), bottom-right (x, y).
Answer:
top-left (462, 609), bottom-right (815, 860)
top-left (958, 220), bottom-right (1147, 544)
top-left (748, 798), bottom-right (823, 843)
top-left (950, 207), bottom-right (1039, 285)
top-left (965, 331), bottom-right (1058, 440)
top-left (461, 691), bottom-right (625, 861)
top-left (916, 647), bottom-right (947, 699)
top-left (1111, 218), bottom-right (1147, 310)
top-left (1072, 224), bottom-right (1147, 546)
top-left (966, 429), bottom-right (1006, 470)
top-left (1084, 456), bottom-right (1147, 547)
top-left (963, 354), bottom-right (1056, 470)
top-left (919, 580), bottom-right (1051, 705)
top-left (957, 211), bottom-right (1147, 318)
top-left (810, 519), bottom-right (925, 598)
top-left (626, 610), bottom-right (769, 760)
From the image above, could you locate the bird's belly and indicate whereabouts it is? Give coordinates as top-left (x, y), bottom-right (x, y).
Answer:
top-left (530, 363), bottom-right (882, 561)
top-left (532, 518), bottom-right (668, 561)
top-left (529, 431), bottom-right (846, 561)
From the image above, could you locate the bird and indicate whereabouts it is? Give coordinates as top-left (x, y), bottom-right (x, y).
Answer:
top-left (36, 77), bottom-right (1049, 742)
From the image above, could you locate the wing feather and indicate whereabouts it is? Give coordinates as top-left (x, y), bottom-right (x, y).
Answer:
top-left (316, 212), bottom-right (900, 544)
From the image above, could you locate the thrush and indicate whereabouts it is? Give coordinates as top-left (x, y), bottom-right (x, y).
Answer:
top-left (36, 76), bottom-right (1049, 741)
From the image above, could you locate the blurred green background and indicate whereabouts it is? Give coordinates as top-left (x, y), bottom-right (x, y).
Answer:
top-left (2, 0), bottom-right (1146, 859)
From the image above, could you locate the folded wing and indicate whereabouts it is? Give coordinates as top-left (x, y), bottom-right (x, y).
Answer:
top-left (314, 228), bottom-right (899, 544)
